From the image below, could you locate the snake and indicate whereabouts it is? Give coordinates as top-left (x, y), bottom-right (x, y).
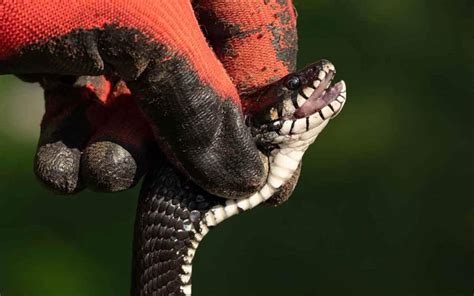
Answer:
top-left (131, 59), bottom-right (347, 295)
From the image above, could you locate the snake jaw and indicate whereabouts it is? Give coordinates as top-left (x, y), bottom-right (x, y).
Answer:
top-left (251, 61), bottom-right (347, 152)
top-left (277, 64), bottom-right (341, 121)
top-left (245, 60), bottom-right (338, 124)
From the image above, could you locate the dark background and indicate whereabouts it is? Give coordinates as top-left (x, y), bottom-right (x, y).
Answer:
top-left (0, 0), bottom-right (472, 295)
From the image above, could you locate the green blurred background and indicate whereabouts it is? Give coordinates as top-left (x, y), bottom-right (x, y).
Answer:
top-left (0, 0), bottom-right (472, 295)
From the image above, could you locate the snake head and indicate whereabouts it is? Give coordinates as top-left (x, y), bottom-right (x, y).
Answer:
top-left (246, 59), bottom-right (347, 153)
top-left (244, 60), bottom-right (343, 123)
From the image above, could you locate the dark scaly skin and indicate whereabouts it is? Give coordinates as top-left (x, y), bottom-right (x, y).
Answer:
top-left (132, 163), bottom-right (222, 295)
top-left (131, 63), bottom-right (330, 295)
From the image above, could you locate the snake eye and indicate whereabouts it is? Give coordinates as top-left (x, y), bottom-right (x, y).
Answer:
top-left (286, 76), bottom-right (301, 90)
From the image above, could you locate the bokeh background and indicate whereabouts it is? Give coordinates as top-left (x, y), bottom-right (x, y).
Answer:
top-left (0, 0), bottom-right (472, 295)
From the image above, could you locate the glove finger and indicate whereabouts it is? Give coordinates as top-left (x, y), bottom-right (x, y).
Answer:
top-left (81, 87), bottom-right (157, 192)
top-left (194, 0), bottom-right (298, 93)
top-left (34, 77), bottom-right (106, 193)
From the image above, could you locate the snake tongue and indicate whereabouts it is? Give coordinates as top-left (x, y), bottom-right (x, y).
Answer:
top-left (294, 79), bottom-right (343, 118)
top-left (294, 71), bottom-right (333, 118)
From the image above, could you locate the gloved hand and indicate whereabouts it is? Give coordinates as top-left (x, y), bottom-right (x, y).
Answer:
top-left (0, 0), bottom-right (298, 199)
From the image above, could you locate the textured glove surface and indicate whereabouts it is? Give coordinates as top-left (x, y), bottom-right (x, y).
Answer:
top-left (0, 0), bottom-right (298, 199)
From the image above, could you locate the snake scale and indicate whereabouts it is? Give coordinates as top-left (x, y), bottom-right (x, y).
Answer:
top-left (131, 60), bottom-right (347, 295)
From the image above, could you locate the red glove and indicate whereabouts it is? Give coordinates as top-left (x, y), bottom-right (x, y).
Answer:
top-left (0, 0), bottom-right (297, 198)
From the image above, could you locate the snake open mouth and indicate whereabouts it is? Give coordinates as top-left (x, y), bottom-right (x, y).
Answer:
top-left (294, 76), bottom-right (346, 119)
top-left (248, 60), bottom-right (348, 146)
top-left (290, 62), bottom-right (346, 120)
top-left (262, 61), bottom-right (347, 138)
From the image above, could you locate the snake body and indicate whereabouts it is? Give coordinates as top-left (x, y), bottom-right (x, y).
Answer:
top-left (131, 60), bottom-right (347, 295)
